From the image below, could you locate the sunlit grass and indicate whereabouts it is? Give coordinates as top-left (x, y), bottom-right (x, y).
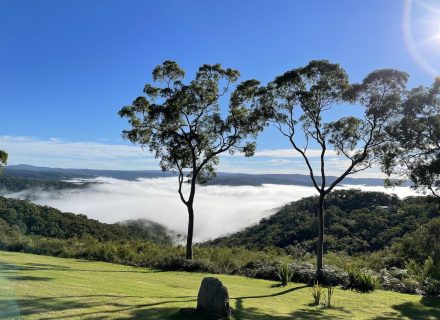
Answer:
top-left (0, 251), bottom-right (439, 319)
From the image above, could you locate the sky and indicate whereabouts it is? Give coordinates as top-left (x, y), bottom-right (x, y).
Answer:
top-left (1, 0), bottom-right (440, 175)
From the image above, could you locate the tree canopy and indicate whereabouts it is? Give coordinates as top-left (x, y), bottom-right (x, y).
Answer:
top-left (383, 77), bottom-right (440, 197)
top-left (260, 60), bottom-right (408, 277)
top-left (119, 61), bottom-right (266, 258)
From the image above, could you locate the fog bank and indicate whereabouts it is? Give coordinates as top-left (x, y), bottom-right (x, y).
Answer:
top-left (4, 177), bottom-right (421, 242)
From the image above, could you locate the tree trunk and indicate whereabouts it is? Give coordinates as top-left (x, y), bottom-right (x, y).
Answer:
top-left (185, 204), bottom-right (194, 260)
top-left (316, 193), bottom-right (325, 280)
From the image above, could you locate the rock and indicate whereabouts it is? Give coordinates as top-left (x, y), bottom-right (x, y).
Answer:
top-left (197, 277), bottom-right (232, 319)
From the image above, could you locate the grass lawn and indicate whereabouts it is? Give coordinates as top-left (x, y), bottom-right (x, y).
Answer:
top-left (0, 251), bottom-right (439, 319)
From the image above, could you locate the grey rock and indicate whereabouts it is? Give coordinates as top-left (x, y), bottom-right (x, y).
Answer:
top-left (197, 277), bottom-right (232, 319)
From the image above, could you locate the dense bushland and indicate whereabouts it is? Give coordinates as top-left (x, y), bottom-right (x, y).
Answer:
top-left (0, 196), bottom-right (173, 243)
top-left (207, 190), bottom-right (439, 254)
top-left (0, 175), bottom-right (90, 192)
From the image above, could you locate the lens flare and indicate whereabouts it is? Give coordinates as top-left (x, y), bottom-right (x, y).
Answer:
top-left (403, 0), bottom-right (440, 77)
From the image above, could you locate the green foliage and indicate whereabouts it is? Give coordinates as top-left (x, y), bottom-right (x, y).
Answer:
top-left (0, 150), bottom-right (7, 167)
top-left (311, 281), bottom-right (324, 305)
top-left (119, 61), bottom-right (267, 259)
top-left (207, 190), bottom-right (437, 255)
top-left (0, 175), bottom-right (90, 193)
top-left (393, 218), bottom-right (440, 279)
top-left (326, 285), bottom-right (335, 308)
top-left (276, 262), bottom-right (293, 287)
top-left (263, 60), bottom-right (408, 274)
top-left (383, 77), bottom-right (440, 197)
top-left (0, 196), bottom-right (173, 243)
top-left (346, 269), bottom-right (377, 293)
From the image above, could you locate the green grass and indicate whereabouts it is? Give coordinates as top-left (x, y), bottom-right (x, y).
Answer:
top-left (0, 251), bottom-right (439, 319)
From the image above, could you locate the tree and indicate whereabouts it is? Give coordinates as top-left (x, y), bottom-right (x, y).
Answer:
top-left (119, 61), bottom-right (265, 259)
top-left (262, 60), bottom-right (407, 278)
top-left (0, 150), bottom-right (7, 173)
top-left (382, 78), bottom-right (440, 198)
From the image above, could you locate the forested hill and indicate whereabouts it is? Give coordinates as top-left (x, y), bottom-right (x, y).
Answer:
top-left (0, 196), bottom-right (174, 243)
top-left (0, 175), bottom-right (91, 193)
top-left (206, 190), bottom-right (439, 254)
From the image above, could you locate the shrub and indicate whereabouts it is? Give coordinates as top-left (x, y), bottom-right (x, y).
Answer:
top-left (326, 285), bottom-right (335, 308)
top-left (423, 278), bottom-right (440, 296)
top-left (321, 265), bottom-right (349, 286)
top-left (276, 262), bottom-right (293, 287)
top-left (345, 269), bottom-right (377, 293)
top-left (291, 262), bottom-right (316, 284)
top-left (238, 259), bottom-right (280, 280)
top-left (155, 256), bottom-right (211, 273)
top-left (311, 281), bottom-right (324, 305)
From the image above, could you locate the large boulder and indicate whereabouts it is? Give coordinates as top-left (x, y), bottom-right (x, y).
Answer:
top-left (196, 277), bottom-right (232, 319)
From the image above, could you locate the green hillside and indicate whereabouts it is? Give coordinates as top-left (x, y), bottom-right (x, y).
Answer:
top-left (207, 190), bottom-right (439, 254)
top-left (0, 196), bottom-right (173, 243)
top-left (1, 251), bottom-right (439, 320)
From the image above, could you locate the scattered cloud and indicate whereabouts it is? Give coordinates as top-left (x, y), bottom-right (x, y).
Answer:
top-left (0, 135), bottom-right (384, 178)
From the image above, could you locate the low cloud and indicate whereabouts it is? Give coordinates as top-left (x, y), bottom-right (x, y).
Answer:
top-left (4, 177), bottom-right (421, 242)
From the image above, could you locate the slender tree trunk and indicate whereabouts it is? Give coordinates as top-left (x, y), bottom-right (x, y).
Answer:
top-left (185, 203), bottom-right (194, 260)
top-left (316, 193), bottom-right (325, 280)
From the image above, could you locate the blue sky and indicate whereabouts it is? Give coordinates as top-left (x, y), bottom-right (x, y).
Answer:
top-left (1, 0), bottom-right (439, 175)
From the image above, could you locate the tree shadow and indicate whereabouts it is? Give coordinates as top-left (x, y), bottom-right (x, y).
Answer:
top-left (0, 262), bottom-right (70, 272)
top-left (1, 292), bottom-right (437, 320)
top-left (0, 261), bottom-right (163, 274)
top-left (371, 296), bottom-right (440, 320)
top-left (6, 275), bottom-right (53, 281)
top-left (232, 284), bottom-right (309, 300)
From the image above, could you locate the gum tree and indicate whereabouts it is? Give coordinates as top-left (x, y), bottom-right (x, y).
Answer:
top-left (119, 61), bottom-right (264, 259)
top-left (383, 78), bottom-right (440, 198)
top-left (0, 150), bottom-right (7, 170)
top-left (262, 60), bottom-right (407, 278)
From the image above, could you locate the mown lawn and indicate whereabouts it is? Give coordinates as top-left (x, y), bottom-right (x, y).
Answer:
top-left (0, 251), bottom-right (439, 319)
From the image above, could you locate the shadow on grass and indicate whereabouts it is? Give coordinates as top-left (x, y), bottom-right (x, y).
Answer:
top-left (1, 292), bottom-right (439, 320)
top-left (6, 275), bottom-right (53, 281)
top-left (371, 296), bottom-right (440, 320)
top-left (0, 261), bottom-right (162, 274)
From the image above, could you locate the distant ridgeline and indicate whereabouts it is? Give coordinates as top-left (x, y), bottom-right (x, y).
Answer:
top-left (206, 190), bottom-right (439, 254)
top-left (2, 164), bottom-right (392, 187)
top-left (0, 196), bottom-right (174, 244)
top-left (0, 175), bottom-right (92, 193)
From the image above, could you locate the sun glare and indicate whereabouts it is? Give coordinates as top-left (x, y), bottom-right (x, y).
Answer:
top-left (403, 0), bottom-right (440, 77)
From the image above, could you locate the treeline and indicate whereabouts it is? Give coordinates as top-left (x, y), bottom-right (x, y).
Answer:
top-left (0, 175), bottom-right (90, 193)
top-left (207, 190), bottom-right (439, 254)
top-left (0, 196), bottom-right (173, 243)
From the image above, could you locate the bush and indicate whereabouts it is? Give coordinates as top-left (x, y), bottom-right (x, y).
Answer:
top-left (311, 281), bottom-right (324, 305)
top-left (238, 259), bottom-right (280, 280)
top-left (326, 285), bottom-right (335, 308)
top-left (291, 262), bottom-right (316, 284)
top-left (155, 256), bottom-right (211, 273)
top-left (276, 262), bottom-right (293, 287)
top-left (423, 278), bottom-right (440, 296)
top-left (345, 269), bottom-right (377, 293)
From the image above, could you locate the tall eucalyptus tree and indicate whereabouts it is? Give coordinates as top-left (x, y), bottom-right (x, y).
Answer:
top-left (262, 60), bottom-right (407, 278)
top-left (119, 61), bottom-right (265, 259)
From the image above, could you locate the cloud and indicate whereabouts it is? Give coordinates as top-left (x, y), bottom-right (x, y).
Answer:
top-left (0, 135), bottom-right (384, 178)
top-left (254, 148), bottom-right (339, 158)
top-left (4, 177), bottom-right (422, 242)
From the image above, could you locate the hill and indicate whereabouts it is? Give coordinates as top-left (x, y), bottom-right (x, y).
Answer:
top-left (206, 190), bottom-right (439, 254)
top-left (3, 164), bottom-right (389, 186)
top-left (0, 196), bottom-right (174, 243)
top-left (1, 250), bottom-right (438, 320)
top-left (0, 175), bottom-right (92, 193)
